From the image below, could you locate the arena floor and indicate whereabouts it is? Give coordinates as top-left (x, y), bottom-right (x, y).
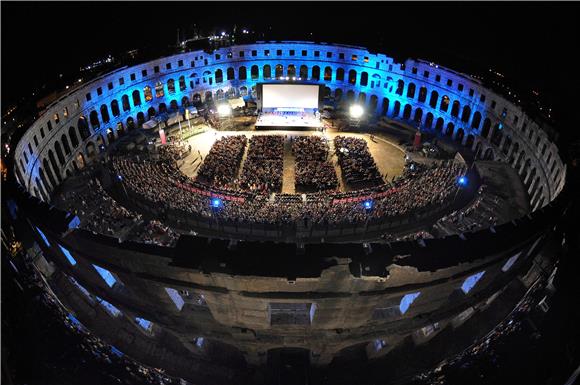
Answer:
top-left (178, 127), bottom-right (406, 193)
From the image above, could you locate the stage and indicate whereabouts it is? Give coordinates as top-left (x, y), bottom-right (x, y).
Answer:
top-left (255, 109), bottom-right (323, 130)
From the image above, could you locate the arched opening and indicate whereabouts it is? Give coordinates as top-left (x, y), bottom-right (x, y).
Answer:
top-left (491, 123), bottom-right (503, 146)
top-left (239, 66), bottom-right (247, 80)
top-left (85, 142), bottom-right (97, 160)
top-left (47, 152), bottom-right (61, 182)
top-left (136, 112), bottom-right (145, 126)
top-left (181, 96), bottom-right (190, 107)
top-left (89, 110), bottom-right (100, 128)
top-left (312, 66), bottom-right (320, 81)
top-left (61, 135), bottom-right (71, 155)
top-left (481, 118), bottom-right (492, 138)
top-left (300, 65), bottom-right (308, 79)
top-left (239, 86), bottom-right (247, 97)
top-left (369, 95), bottom-right (378, 112)
top-left (445, 122), bottom-right (454, 137)
top-left (435, 117), bottom-right (444, 132)
top-left (406, 83), bottom-right (416, 99)
top-left (455, 128), bottom-right (465, 143)
top-left (204, 91), bottom-right (213, 101)
top-left (216, 89), bottom-right (225, 100)
top-left (76, 152), bottom-right (86, 169)
top-left (381, 97), bottom-right (389, 116)
top-left (358, 92), bottom-right (366, 104)
top-left (275, 64), bottom-right (283, 78)
top-left (471, 111), bottom-right (482, 129)
top-left (510, 142), bottom-right (520, 163)
top-left (324, 87), bottom-right (331, 98)
top-left (451, 100), bottom-right (460, 117)
top-left (144, 85), bottom-right (153, 102)
top-left (96, 135), bottom-right (105, 151)
top-left (516, 150), bottom-right (525, 169)
top-left (333, 68), bottom-right (343, 82)
top-left (402, 104), bottom-right (412, 120)
top-left (262, 65), bottom-right (271, 80)
top-left (107, 127), bottom-right (116, 143)
top-left (440, 95), bottom-right (450, 112)
top-left (474, 142), bottom-right (483, 159)
top-left (68, 127), bottom-right (79, 148)
top-left (348, 69), bottom-right (357, 85)
top-left (170, 99), bottom-right (178, 111)
top-left (360, 72), bottom-right (368, 87)
top-left (483, 148), bottom-right (494, 161)
top-left (414, 108), bottom-right (423, 125)
top-left (167, 78), bottom-right (176, 94)
top-left (159, 103), bottom-right (167, 113)
top-left (155, 82), bottom-right (164, 98)
top-left (287, 64), bottom-right (296, 78)
top-left (324, 66), bottom-right (332, 81)
top-left (110, 99), bottom-right (120, 117)
top-left (43, 158), bottom-right (57, 187)
top-left (78, 116), bottom-right (91, 140)
top-left (179, 76), bottom-right (186, 91)
top-left (192, 93), bottom-right (202, 104)
top-left (147, 107), bottom-right (156, 119)
top-left (116, 122), bottom-right (125, 137)
top-left (429, 90), bottom-right (438, 108)
top-left (126, 117), bottom-right (135, 131)
top-left (227, 67), bottom-right (235, 81)
top-left (215, 69), bottom-right (223, 83)
top-left (100, 104), bottom-right (110, 123)
top-left (132, 90), bottom-right (142, 106)
top-left (395, 79), bottom-right (404, 95)
top-left (424, 112), bottom-right (434, 129)
top-left (502, 135), bottom-right (512, 155)
top-left (418, 86), bottom-right (427, 103)
top-left (346, 90), bottom-right (355, 103)
top-left (55, 142), bottom-right (65, 165)
top-left (461, 105), bottom-right (471, 122)
top-left (392, 101), bottom-right (401, 117)
top-left (465, 134), bottom-right (475, 148)
top-left (122, 94), bottom-right (130, 111)
top-left (335, 88), bottom-right (343, 102)
top-left (251, 65), bottom-right (259, 80)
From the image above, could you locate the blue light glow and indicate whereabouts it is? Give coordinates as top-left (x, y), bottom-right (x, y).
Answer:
top-left (95, 296), bottom-right (122, 317)
top-left (457, 175), bottom-right (468, 187)
top-left (59, 244), bottom-right (77, 266)
top-left (110, 346), bottom-right (124, 357)
top-left (35, 226), bottom-right (50, 247)
top-left (67, 215), bottom-right (80, 230)
top-left (117, 174), bottom-right (123, 181)
top-left (461, 271), bottom-right (485, 294)
top-left (93, 265), bottom-right (117, 287)
top-left (363, 199), bottom-right (374, 210)
top-left (165, 287), bottom-right (185, 311)
top-left (136, 317), bottom-right (153, 331)
top-left (195, 337), bottom-right (205, 347)
top-left (211, 197), bottom-right (223, 208)
top-left (399, 292), bottom-right (421, 314)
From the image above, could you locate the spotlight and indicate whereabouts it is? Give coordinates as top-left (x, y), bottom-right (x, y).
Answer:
top-left (117, 175), bottom-right (123, 181)
top-left (211, 198), bottom-right (223, 208)
top-left (363, 199), bottom-right (373, 210)
top-left (457, 176), bottom-right (468, 187)
top-left (217, 104), bottom-right (231, 117)
top-left (350, 105), bottom-right (364, 119)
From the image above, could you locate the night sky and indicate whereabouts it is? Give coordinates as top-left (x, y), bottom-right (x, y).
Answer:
top-left (2, 2), bottom-right (579, 135)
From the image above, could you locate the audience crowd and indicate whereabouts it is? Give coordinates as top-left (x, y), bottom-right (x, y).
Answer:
top-left (334, 136), bottom-right (383, 187)
top-left (239, 135), bottom-right (284, 192)
top-left (196, 135), bottom-right (247, 187)
top-left (292, 136), bottom-right (338, 192)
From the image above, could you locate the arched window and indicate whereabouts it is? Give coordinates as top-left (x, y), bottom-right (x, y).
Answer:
top-left (179, 76), bottom-right (186, 91)
top-left (481, 118), bottom-right (492, 137)
top-left (406, 83), bottom-right (416, 99)
top-left (451, 100), bottom-right (460, 117)
top-left (48, 150), bottom-right (61, 182)
top-left (147, 107), bottom-right (156, 119)
top-left (440, 95), bottom-right (450, 112)
top-left (137, 112), bottom-right (145, 126)
top-left (287, 65), bottom-right (296, 77)
top-left (68, 127), bottom-right (79, 148)
top-left (336, 68), bottom-right (344, 82)
top-left (132, 90), bottom-right (141, 106)
top-left (239, 66), bottom-right (247, 80)
top-left (335, 88), bottom-right (343, 102)
top-left (461, 105), bottom-right (471, 122)
top-left (358, 92), bottom-right (366, 104)
top-left (381, 97), bottom-right (389, 115)
top-left (143, 86), bottom-right (153, 102)
top-left (275, 64), bottom-right (283, 78)
top-left (418, 87), bottom-right (427, 103)
top-left (360, 72), bottom-right (368, 86)
top-left (324, 67), bottom-right (332, 81)
top-left (167, 79), bottom-right (176, 93)
top-left (471, 111), bottom-right (482, 129)
top-left (251, 65), bottom-right (259, 80)
top-left (170, 100), bottom-right (178, 111)
top-left (393, 101), bottom-right (401, 117)
top-left (370, 95), bottom-right (378, 111)
top-left (43, 158), bottom-right (57, 186)
top-left (300, 65), bottom-right (308, 79)
top-left (111, 99), bottom-right (120, 117)
top-left (61, 134), bottom-right (71, 155)
top-left (89, 110), bottom-right (100, 128)
top-left (226, 67), bottom-right (235, 81)
top-left (424, 112), bottom-right (434, 129)
top-left (429, 90), bottom-right (438, 108)
top-left (395, 80), bottom-right (404, 95)
top-left (99, 104), bottom-right (110, 123)
top-left (55, 142), bottom-right (65, 165)
top-left (312, 66), bottom-right (320, 81)
top-left (155, 82), bottom-right (164, 98)
top-left (414, 108), bottom-right (423, 124)
top-left (158, 103), bottom-right (167, 113)
top-left (215, 69), bottom-right (223, 83)
top-left (403, 104), bottom-right (412, 119)
top-left (216, 89), bottom-right (225, 100)
top-left (348, 69), bottom-right (357, 85)
top-left (263, 65), bottom-right (271, 79)
top-left (122, 95), bottom-right (130, 111)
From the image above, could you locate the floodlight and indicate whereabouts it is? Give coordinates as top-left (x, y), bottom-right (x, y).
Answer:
top-left (217, 104), bottom-right (231, 117)
top-left (211, 198), bottom-right (223, 208)
top-left (457, 175), bottom-right (468, 187)
top-left (363, 199), bottom-right (373, 210)
top-left (350, 105), bottom-right (364, 119)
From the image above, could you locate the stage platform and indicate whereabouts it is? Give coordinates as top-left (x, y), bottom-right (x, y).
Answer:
top-left (255, 111), bottom-right (322, 130)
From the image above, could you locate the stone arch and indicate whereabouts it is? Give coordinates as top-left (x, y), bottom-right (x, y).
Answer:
top-left (85, 141), bottom-right (97, 160)
top-left (445, 122), bottom-right (454, 137)
top-left (54, 142), bottom-right (65, 165)
top-left (215, 69), bottom-right (223, 83)
top-left (360, 72), bottom-right (369, 87)
top-left (455, 128), bottom-right (465, 143)
top-left (483, 147), bottom-right (494, 161)
top-left (100, 104), bottom-right (110, 123)
top-left (465, 134), bottom-right (475, 148)
top-left (392, 101), bottom-right (401, 117)
top-left (481, 118), bottom-right (492, 138)
top-left (369, 95), bottom-right (379, 112)
top-left (406, 83), bottom-right (416, 99)
top-left (143, 85), bottom-right (153, 102)
top-left (324, 66), bottom-right (332, 81)
top-left (312, 66), bottom-right (321, 81)
top-left (89, 110), bottom-right (100, 128)
top-left (471, 111), bottom-right (482, 129)
top-left (450, 100), bottom-right (460, 117)
top-left (43, 158), bottom-right (57, 187)
top-left (216, 89), bottom-right (225, 100)
top-left (106, 128), bottom-right (115, 143)
top-left (461, 105), bottom-right (471, 123)
top-left (402, 104), bottom-right (412, 120)
top-left (111, 99), bottom-right (120, 117)
top-left (126, 117), bottom-right (135, 131)
top-left (287, 64), bottom-right (296, 78)
top-left (346, 90), bottom-right (355, 103)
top-left (474, 142), bottom-right (483, 159)
top-left (116, 122), bottom-right (125, 137)
top-left (300, 65), bottom-right (308, 79)
top-left (239, 66), bottom-right (247, 80)
top-left (69, 126), bottom-right (79, 148)
top-left (275, 64), bottom-right (283, 78)
top-left (76, 152), bottom-right (86, 169)
top-left (227, 67), bottom-right (235, 80)
top-left (429, 90), bottom-right (438, 108)
top-left (424, 112), bottom-right (434, 129)
top-left (78, 116), bottom-right (91, 140)
top-left (122, 94), bottom-right (131, 112)
top-left (132, 90), bottom-right (142, 106)
top-left (491, 123), bottom-right (503, 146)
top-left (336, 67), bottom-right (344, 82)
top-left (159, 103), bottom-right (168, 113)
top-left (358, 92), bottom-right (366, 104)
top-left (167, 78), bottom-right (176, 94)
top-left (435, 117), bottom-right (444, 132)
top-left (395, 79), bottom-right (404, 95)
top-left (61, 134), bottom-right (71, 155)
top-left (381, 97), bottom-right (389, 116)
top-left (335, 88), bottom-right (343, 102)
top-left (136, 111), bottom-right (145, 126)
top-left (440, 95), bottom-right (450, 112)
top-left (170, 99), bottom-right (178, 111)
top-left (251, 65), bottom-right (259, 80)
top-left (182, 96), bottom-right (190, 107)
top-left (414, 108), bottom-right (423, 125)
top-left (147, 106), bottom-right (156, 119)
top-left (348, 69), bottom-right (357, 85)
top-left (179, 75), bottom-right (186, 91)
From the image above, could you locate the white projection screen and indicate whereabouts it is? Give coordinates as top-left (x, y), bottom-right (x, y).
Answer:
top-left (262, 84), bottom-right (319, 109)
